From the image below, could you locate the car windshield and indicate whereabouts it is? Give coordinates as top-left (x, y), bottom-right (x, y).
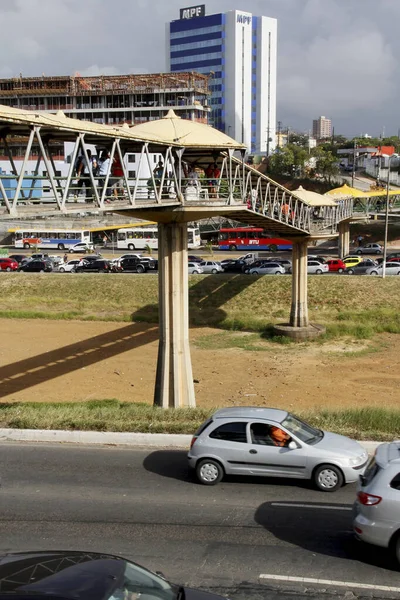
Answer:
top-left (108, 561), bottom-right (177, 600)
top-left (281, 414), bottom-right (323, 445)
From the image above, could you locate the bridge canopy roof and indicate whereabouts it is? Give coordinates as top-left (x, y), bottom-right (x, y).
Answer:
top-left (293, 186), bottom-right (337, 207)
top-left (130, 110), bottom-right (246, 150)
top-left (0, 104), bottom-right (166, 145)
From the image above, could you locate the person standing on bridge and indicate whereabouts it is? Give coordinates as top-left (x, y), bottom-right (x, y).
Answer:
top-left (98, 150), bottom-right (111, 202)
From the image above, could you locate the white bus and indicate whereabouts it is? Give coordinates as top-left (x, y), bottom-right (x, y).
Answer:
top-left (117, 226), bottom-right (201, 251)
top-left (14, 229), bottom-right (91, 250)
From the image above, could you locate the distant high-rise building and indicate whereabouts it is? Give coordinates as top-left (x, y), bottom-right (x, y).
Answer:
top-left (166, 6), bottom-right (277, 154)
top-left (312, 116), bottom-right (332, 140)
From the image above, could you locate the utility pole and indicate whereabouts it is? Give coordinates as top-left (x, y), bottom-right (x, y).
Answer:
top-left (351, 139), bottom-right (356, 188)
top-left (266, 126), bottom-right (270, 157)
top-left (382, 154), bottom-right (392, 279)
top-left (287, 126), bottom-right (290, 144)
top-left (277, 121), bottom-right (282, 148)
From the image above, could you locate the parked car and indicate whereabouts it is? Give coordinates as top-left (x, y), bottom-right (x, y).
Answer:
top-left (274, 258), bottom-right (292, 272)
top-left (188, 255), bottom-right (203, 263)
top-left (31, 253), bottom-right (49, 261)
top-left (220, 258), bottom-right (237, 268)
top-left (75, 259), bottom-right (112, 273)
top-left (69, 242), bottom-right (95, 253)
top-left (0, 550), bottom-right (226, 600)
top-left (58, 259), bottom-right (81, 273)
top-left (243, 259), bottom-right (270, 273)
top-left (356, 243), bottom-right (383, 255)
top-left (249, 262), bottom-right (285, 275)
top-left (0, 257), bottom-right (18, 271)
top-left (199, 260), bottom-right (223, 274)
top-left (48, 254), bottom-right (63, 266)
top-left (222, 259), bottom-right (247, 273)
top-left (308, 255), bottom-right (327, 263)
top-left (9, 254), bottom-right (27, 264)
top-left (118, 257), bottom-right (153, 273)
top-left (326, 259), bottom-right (346, 273)
top-left (353, 441), bottom-right (400, 565)
top-left (113, 253), bottom-right (157, 270)
top-left (387, 252), bottom-right (400, 260)
top-left (188, 407), bottom-right (368, 491)
top-left (343, 256), bottom-right (363, 268)
top-left (19, 259), bottom-right (53, 273)
top-left (365, 262), bottom-right (400, 276)
top-left (346, 259), bottom-right (378, 275)
top-left (188, 262), bottom-right (204, 274)
top-left (307, 260), bottom-right (329, 274)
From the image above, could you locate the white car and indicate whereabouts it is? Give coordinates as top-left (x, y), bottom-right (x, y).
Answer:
top-left (249, 262), bottom-right (285, 275)
top-left (58, 259), bottom-right (81, 273)
top-left (188, 262), bottom-right (203, 274)
top-left (199, 260), bottom-right (223, 274)
top-left (307, 260), bottom-right (329, 274)
top-left (365, 261), bottom-right (400, 276)
top-left (68, 242), bottom-right (94, 254)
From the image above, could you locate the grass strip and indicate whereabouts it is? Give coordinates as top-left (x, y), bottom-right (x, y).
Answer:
top-left (0, 274), bottom-right (399, 341)
top-left (0, 400), bottom-right (397, 441)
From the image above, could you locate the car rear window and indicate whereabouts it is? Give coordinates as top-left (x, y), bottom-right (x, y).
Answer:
top-left (209, 422), bottom-right (248, 443)
top-left (361, 456), bottom-right (381, 487)
top-left (194, 418), bottom-right (213, 437)
top-left (390, 473), bottom-right (400, 490)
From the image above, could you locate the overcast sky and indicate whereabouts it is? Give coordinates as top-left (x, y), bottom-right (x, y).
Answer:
top-left (1, 0), bottom-right (399, 137)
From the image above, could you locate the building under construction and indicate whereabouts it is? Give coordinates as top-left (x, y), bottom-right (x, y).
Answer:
top-left (0, 72), bottom-right (211, 126)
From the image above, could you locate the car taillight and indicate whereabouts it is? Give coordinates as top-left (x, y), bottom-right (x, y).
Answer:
top-left (357, 491), bottom-right (382, 506)
top-left (190, 436), bottom-right (198, 449)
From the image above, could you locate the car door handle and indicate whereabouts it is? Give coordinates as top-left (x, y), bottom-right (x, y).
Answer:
top-left (249, 449), bottom-right (258, 454)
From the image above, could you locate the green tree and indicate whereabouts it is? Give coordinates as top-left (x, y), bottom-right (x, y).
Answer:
top-left (311, 146), bottom-right (339, 183)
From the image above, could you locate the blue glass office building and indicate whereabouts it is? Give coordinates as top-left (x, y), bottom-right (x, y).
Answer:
top-left (167, 7), bottom-right (277, 153)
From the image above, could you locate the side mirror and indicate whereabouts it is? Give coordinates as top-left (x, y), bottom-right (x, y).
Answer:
top-left (288, 441), bottom-right (298, 450)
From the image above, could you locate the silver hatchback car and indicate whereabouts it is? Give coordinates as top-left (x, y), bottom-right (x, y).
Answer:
top-left (188, 407), bottom-right (368, 492)
top-left (353, 441), bottom-right (400, 564)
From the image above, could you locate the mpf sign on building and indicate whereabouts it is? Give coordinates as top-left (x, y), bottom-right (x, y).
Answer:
top-left (236, 13), bottom-right (252, 25)
top-left (180, 5), bottom-right (205, 19)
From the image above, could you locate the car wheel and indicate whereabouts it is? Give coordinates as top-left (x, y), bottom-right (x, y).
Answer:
top-left (275, 271), bottom-right (282, 275)
top-left (338, 268), bottom-right (343, 273)
top-left (192, 270), bottom-right (199, 274)
top-left (39, 269), bottom-right (45, 273)
top-left (128, 244), bottom-right (135, 251)
top-left (23, 243), bottom-right (30, 249)
top-left (136, 265), bottom-right (145, 274)
top-left (370, 271), bottom-right (378, 276)
top-left (59, 267), bottom-right (65, 273)
top-left (196, 459), bottom-right (224, 485)
top-left (252, 270), bottom-right (259, 275)
top-left (313, 464), bottom-right (344, 492)
top-left (69, 249), bottom-right (74, 253)
top-left (58, 244), bottom-right (65, 250)
top-left (316, 269), bottom-right (322, 274)
top-left (211, 268), bottom-right (218, 274)
top-left (347, 269), bottom-right (354, 275)
top-left (6, 267), bottom-right (11, 272)
top-left (356, 249), bottom-right (362, 255)
top-left (230, 245), bottom-right (237, 251)
top-left (392, 531), bottom-right (400, 566)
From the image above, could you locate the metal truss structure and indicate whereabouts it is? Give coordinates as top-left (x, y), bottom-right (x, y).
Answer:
top-left (0, 105), bottom-right (354, 238)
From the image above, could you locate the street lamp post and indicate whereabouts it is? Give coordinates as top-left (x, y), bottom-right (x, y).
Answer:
top-left (382, 154), bottom-right (394, 279)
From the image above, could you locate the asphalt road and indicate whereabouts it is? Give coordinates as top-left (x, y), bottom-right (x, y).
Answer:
top-left (1, 443), bottom-right (399, 599)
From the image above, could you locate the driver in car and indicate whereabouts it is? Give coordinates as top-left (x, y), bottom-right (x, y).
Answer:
top-left (269, 426), bottom-right (291, 447)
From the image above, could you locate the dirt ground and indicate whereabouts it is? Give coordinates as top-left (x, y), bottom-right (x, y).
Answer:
top-left (0, 319), bottom-right (399, 410)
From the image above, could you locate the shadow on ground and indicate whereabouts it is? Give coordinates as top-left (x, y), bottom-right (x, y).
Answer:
top-left (254, 500), bottom-right (397, 571)
top-left (0, 273), bottom-right (258, 398)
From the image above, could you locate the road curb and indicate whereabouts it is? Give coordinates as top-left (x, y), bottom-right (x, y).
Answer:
top-left (0, 428), bottom-right (381, 452)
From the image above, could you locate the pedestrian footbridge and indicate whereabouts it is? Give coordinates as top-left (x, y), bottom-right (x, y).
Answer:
top-left (0, 105), bottom-right (357, 409)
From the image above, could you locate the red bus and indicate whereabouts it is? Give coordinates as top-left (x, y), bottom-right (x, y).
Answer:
top-left (218, 227), bottom-right (292, 252)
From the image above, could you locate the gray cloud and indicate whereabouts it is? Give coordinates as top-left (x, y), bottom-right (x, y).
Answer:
top-left (0, 0), bottom-right (398, 136)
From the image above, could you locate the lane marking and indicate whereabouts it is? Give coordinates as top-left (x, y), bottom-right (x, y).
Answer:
top-left (271, 502), bottom-right (352, 511)
top-left (259, 574), bottom-right (400, 593)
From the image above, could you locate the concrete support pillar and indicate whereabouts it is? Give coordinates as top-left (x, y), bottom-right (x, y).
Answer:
top-left (289, 239), bottom-right (309, 328)
top-left (154, 222), bottom-right (195, 408)
top-left (338, 221), bottom-right (350, 259)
